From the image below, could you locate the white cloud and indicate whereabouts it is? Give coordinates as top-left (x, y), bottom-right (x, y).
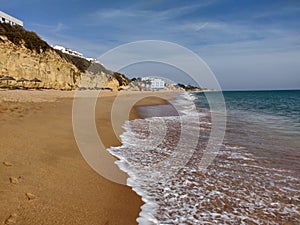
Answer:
top-left (88, 1), bottom-right (219, 22)
top-left (30, 22), bottom-right (66, 33)
top-left (252, 4), bottom-right (300, 19)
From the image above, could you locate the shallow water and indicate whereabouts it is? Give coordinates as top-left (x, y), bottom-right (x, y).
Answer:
top-left (108, 91), bottom-right (300, 224)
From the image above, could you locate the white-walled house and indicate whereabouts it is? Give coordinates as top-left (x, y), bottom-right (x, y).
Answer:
top-left (53, 45), bottom-right (98, 62)
top-left (150, 78), bottom-right (165, 89)
top-left (0, 11), bottom-right (23, 26)
top-left (141, 77), bottom-right (165, 90)
top-left (53, 45), bottom-right (83, 58)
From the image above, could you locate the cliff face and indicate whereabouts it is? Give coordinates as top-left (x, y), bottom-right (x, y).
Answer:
top-left (0, 36), bottom-right (123, 90)
top-left (0, 23), bottom-right (128, 91)
top-left (79, 71), bottom-right (119, 90)
top-left (0, 36), bottom-right (81, 90)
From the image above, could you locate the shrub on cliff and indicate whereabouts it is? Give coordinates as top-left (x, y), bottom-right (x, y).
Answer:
top-left (54, 49), bottom-right (91, 73)
top-left (0, 23), bottom-right (50, 53)
top-left (86, 61), bottom-right (111, 75)
top-left (177, 83), bottom-right (200, 91)
top-left (113, 72), bottom-right (131, 86)
top-left (0, 23), bottom-right (133, 84)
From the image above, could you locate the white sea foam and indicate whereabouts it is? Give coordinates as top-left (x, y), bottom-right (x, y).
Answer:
top-left (107, 93), bottom-right (300, 224)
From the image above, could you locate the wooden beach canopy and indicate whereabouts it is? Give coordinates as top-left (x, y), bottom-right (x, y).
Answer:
top-left (30, 77), bottom-right (42, 83)
top-left (17, 77), bottom-right (29, 83)
top-left (0, 76), bottom-right (16, 84)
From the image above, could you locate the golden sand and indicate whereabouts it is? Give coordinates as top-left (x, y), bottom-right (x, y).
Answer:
top-left (0, 89), bottom-right (177, 225)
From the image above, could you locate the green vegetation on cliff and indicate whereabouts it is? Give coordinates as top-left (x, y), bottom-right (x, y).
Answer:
top-left (177, 83), bottom-right (202, 91)
top-left (54, 49), bottom-right (91, 73)
top-left (0, 23), bottom-right (132, 87)
top-left (86, 61), bottom-right (111, 74)
top-left (113, 72), bottom-right (131, 86)
top-left (0, 23), bottom-right (50, 53)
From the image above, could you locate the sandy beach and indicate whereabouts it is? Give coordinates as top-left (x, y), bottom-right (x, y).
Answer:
top-left (0, 89), bottom-right (177, 225)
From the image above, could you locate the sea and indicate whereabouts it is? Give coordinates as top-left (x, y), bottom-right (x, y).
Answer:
top-left (108, 90), bottom-right (300, 225)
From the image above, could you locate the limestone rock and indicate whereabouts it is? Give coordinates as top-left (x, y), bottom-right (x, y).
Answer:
top-left (0, 40), bottom-right (81, 90)
top-left (78, 71), bottom-right (119, 91)
top-left (0, 37), bottom-right (125, 90)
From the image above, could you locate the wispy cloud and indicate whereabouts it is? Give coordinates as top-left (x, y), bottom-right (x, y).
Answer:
top-left (31, 0), bottom-right (299, 60)
top-left (30, 22), bottom-right (66, 33)
top-left (2, 0), bottom-right (299, 91)
top-left (252, 4), bottom-right (300, 19)
top-left (88, 1), bottom-right (218, 22)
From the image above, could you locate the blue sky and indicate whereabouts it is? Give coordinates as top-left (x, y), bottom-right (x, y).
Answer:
top-left (1, 0), bottom-right (299, 90)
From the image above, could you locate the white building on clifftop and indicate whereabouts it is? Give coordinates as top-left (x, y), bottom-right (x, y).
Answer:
top-left (141, 77), bottom-right (165, 90)
top-left (0, 11), bottom-right (23, 26)
top-left (53, 45), bottom-right (83, 57)
top-left (53, 45), bottom-right (97, 62)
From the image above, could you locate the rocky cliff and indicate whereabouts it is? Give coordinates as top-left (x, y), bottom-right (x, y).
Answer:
top-left (0, 23), bottom-right (129, 90)
top-left (0, 35), bottom-right (82, 90)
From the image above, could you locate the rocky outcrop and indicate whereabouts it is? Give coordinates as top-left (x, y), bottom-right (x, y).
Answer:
top-left (0, 35), bottom-right (81, 90)
top-left (0, 36), bottom-right (123, 90)
top-left (79, 71), bottom-right (119, 90)
top-left (0, 23), bottom-right (129, 91)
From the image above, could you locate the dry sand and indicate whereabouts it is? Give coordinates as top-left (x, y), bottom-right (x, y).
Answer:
top-left (0, 89), bottom-right (178, 225)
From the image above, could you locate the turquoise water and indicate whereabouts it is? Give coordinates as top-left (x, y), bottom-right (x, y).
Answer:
top-left (196, 90), bottom-right (300, 132)
top-left (195, 90), bottom-right (300, 175)
top-left (109, 91), bottom-right (300, 224)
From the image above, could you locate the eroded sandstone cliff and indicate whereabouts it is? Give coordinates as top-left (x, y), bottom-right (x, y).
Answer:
top-left (0, 35), bottom-right (82, 90)
top-left (0, 23), bottom-right (129, 90)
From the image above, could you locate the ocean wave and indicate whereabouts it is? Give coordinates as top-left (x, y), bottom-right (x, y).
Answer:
top-left (107, 93), bottom-right (300, 224)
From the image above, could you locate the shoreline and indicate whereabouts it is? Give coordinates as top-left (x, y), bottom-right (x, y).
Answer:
top-left (0, 89), bottom-right (179, 225)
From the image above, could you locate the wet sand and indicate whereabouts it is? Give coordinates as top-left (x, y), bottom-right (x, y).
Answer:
top-left (0, 89), bottom-right (177, 225)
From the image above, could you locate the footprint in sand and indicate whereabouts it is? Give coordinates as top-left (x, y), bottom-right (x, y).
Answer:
top-left (9, 177), bottom-right (20, 184)
top-left (25, 192), bottom-right (36, 201)
top-left (4, 213), bottom-right (17, 225)
top-left (3, 162), bottom-right (13, 167)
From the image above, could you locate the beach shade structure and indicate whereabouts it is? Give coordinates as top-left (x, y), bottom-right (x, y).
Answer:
top-left (17, 77), bottom-right (29, 85)
top-left (30, 77), bottom-right (42, 84)
top-left (0, 76), bottom-right (16, 85)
